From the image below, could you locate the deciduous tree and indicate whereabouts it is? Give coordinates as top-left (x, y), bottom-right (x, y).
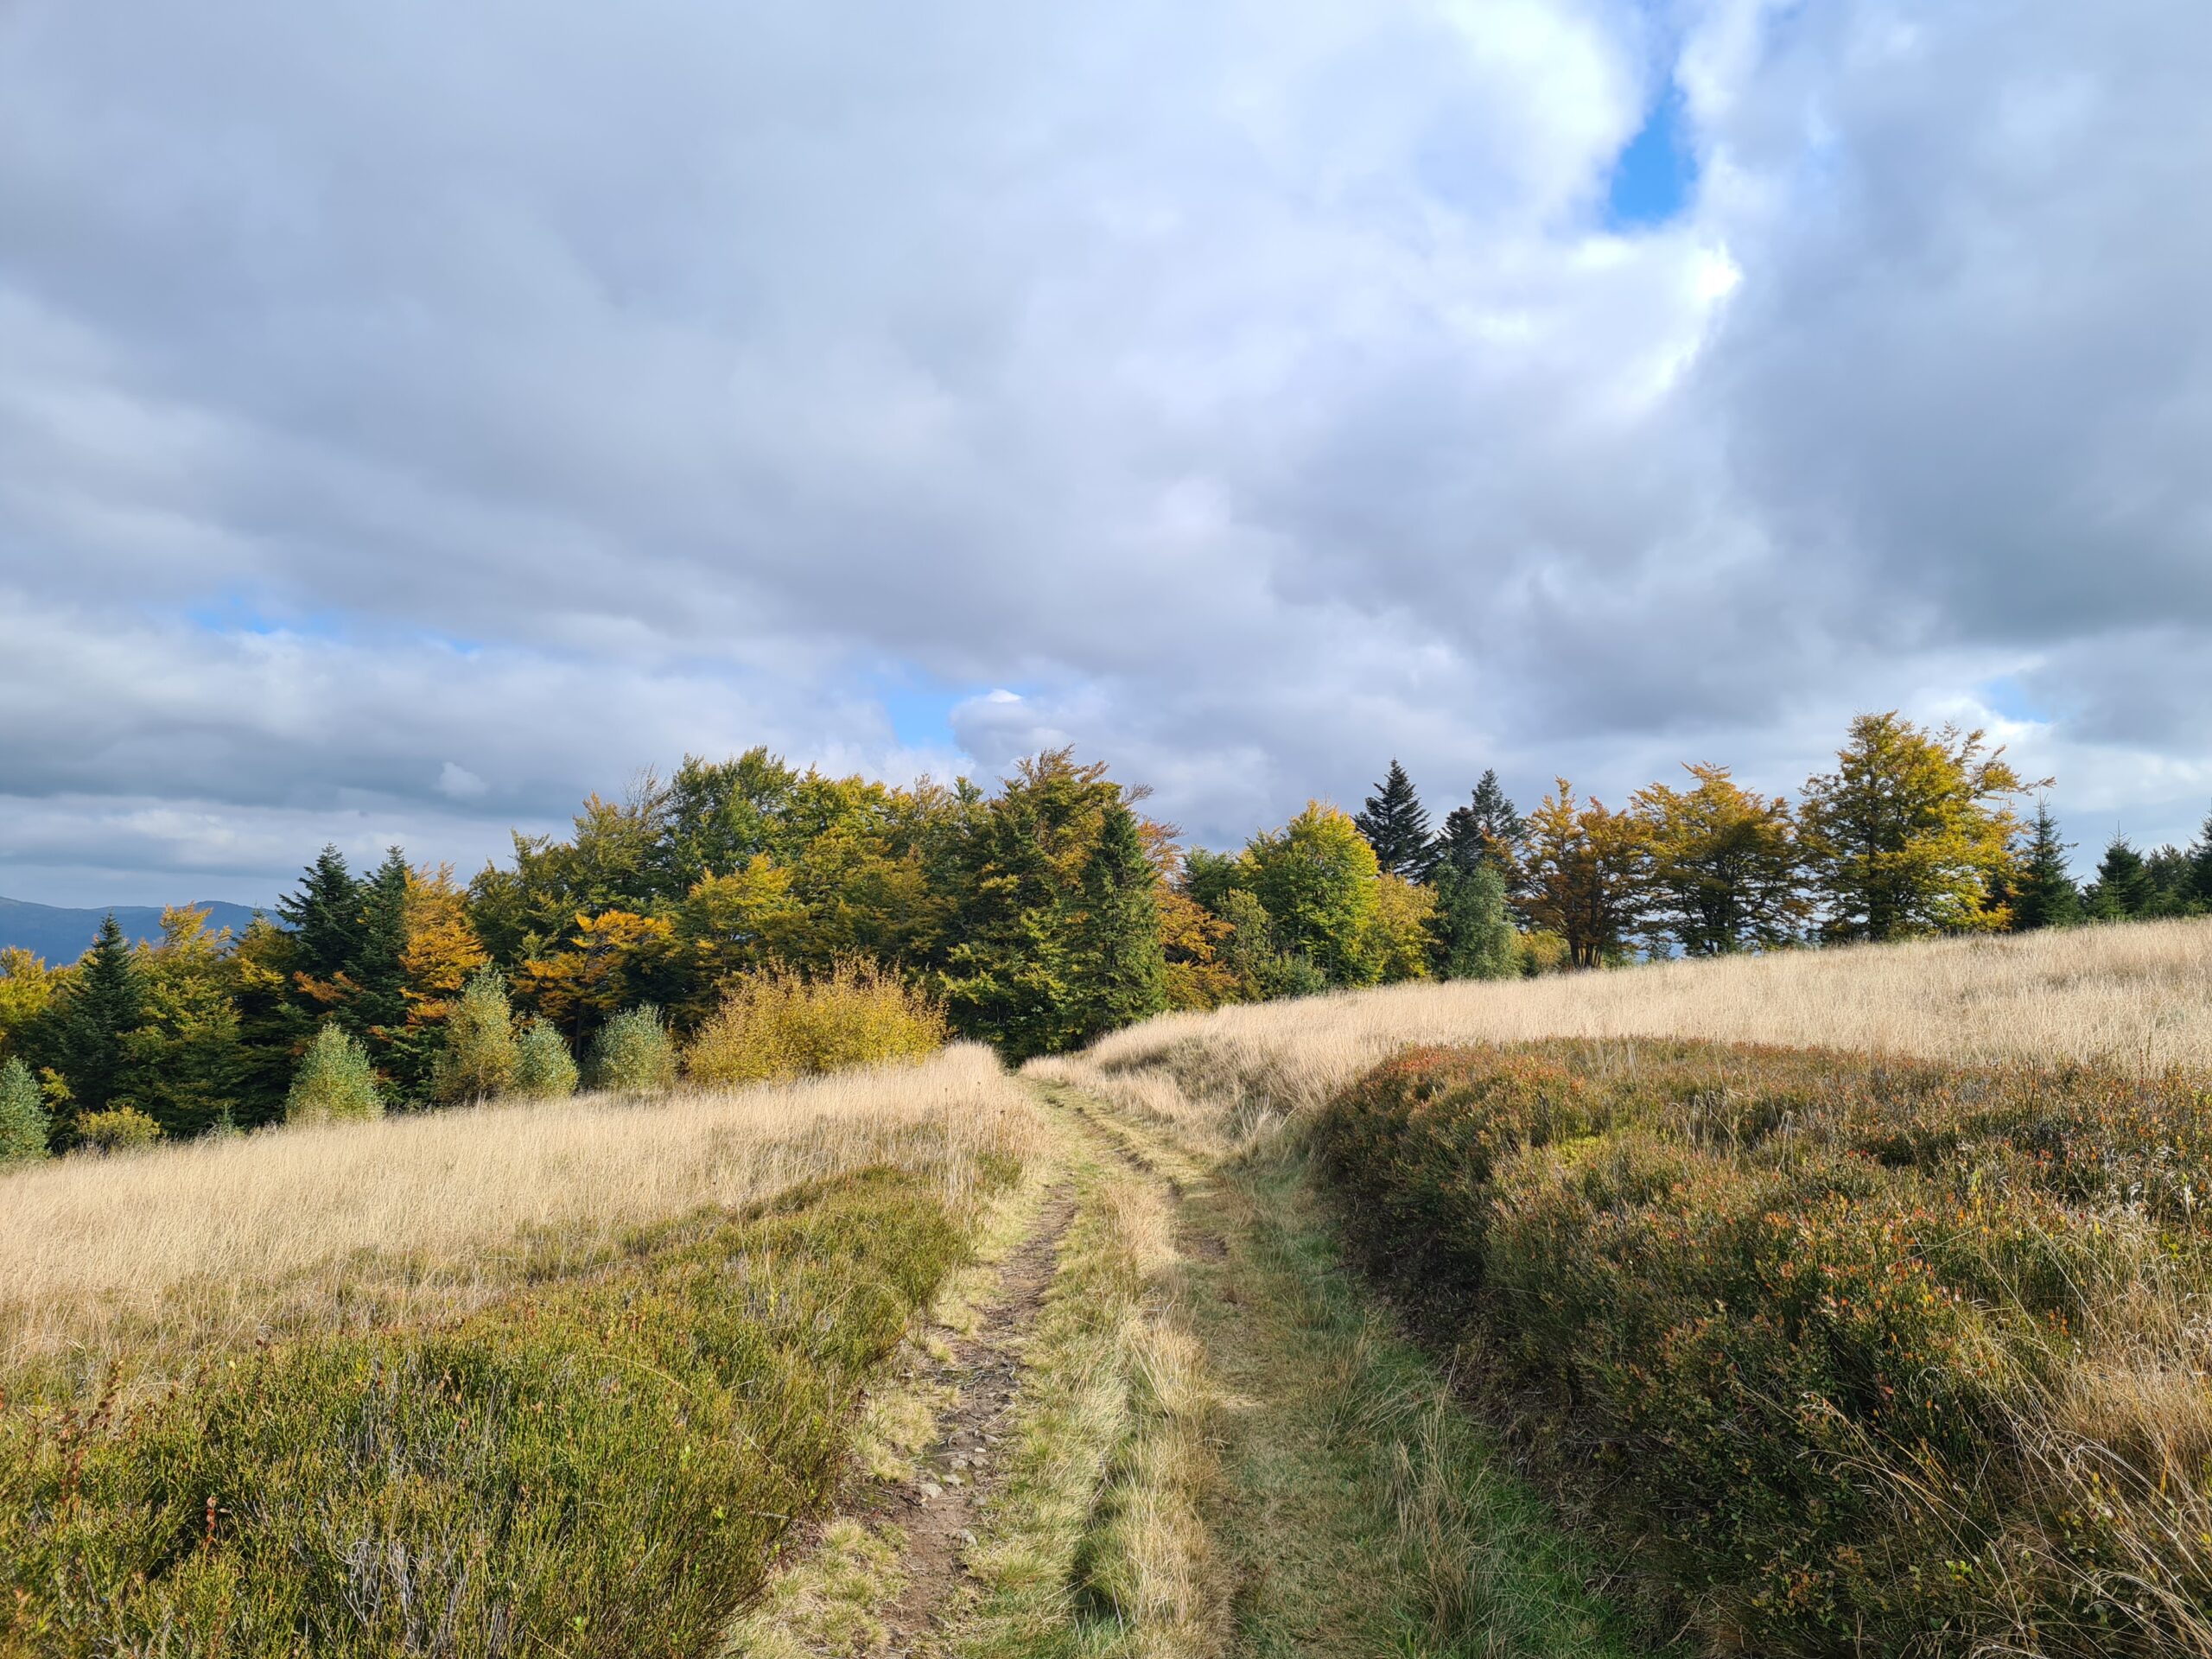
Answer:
top-left (1237, 804), bottom-right (1383, 986)
top-left (1519, 781), bottom-right (1649, 969)
top-left (1429, 861), bottom-right (1518, 980)
top-left (1633, 765), bottom-right (1809, 955)
top-left (1799, 714), bottom-right (2034, 941)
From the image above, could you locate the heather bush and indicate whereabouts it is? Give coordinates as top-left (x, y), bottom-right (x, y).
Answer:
top-left (0, 1166), bottom-right (973, 1656)
top-left (590, 1004), bottom-right (677, 1096)
top-left (511, 1016), bottom-right (579, 1099)
top-left (686, 957), bottom-right (946, 1089)
top-left (284, 1026), bottom-right (384, 1124)
top-left (1318, 1039), bottom-right (2212, 1656)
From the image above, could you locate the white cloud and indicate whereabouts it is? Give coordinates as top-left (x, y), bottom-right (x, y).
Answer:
top-left (0, 0), bottom-right (2206, 898)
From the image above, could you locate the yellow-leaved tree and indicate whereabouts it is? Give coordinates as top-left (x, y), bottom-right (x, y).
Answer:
top-left (1633, 764), bottom-right (1810, 956)
top-left (1799, 713), bottom-right (2037, 941)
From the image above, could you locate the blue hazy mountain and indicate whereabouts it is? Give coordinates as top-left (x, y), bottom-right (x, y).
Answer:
top-left (0, 895), bottom-right (270, 964)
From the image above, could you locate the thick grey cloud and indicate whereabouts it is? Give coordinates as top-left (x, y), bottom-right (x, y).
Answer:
top-left (0, 0), bottom-right (2207, 904)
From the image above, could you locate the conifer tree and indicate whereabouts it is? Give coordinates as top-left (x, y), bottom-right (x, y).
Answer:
top-left (2086, 835), bottom-right (2153, 920)
top-left (278, 846), bottom-right (360, 987)
top-left (346, 848), bottom-right (417, 1074)
top-left (38, 914), bottom-right (146, 1128)
top-left (1437, 769), bottom-right (1526, 882)
top-left (2008, 800), bottom-right (2081, 931)
top-left (2189, 808), bottom-right (2212, 911)
top-left (940, 751), bottom-right (1123, 1061)
top-left (0, 1055), bottom-right (51, 1161)
top-left (1353, 760), bottom-right (1434, 880)
top-left (1070, 804), bottom-right (1169, 1044)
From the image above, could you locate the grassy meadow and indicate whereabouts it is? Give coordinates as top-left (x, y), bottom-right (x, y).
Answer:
top-left (1047, 918), bottom-right (2212, 1656)
top-left (14, 920), bottom-right (2212, 1656)
top-left (1, 1047), bottom-right (1045, 1656)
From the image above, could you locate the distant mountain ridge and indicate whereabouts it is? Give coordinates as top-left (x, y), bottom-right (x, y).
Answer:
top-left (0, 895), bottom-right (270, 964)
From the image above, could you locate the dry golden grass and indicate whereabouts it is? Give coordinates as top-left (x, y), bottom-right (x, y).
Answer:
top-left (1081, 918), bottom-right (2212, 1122)
top-left (1, 1042), bottom-right (1044, 1374)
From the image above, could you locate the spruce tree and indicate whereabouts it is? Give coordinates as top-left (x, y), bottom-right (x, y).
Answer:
top-left (2086, 835), bottom-right (2153, 920)
top-left (41, 914), bottom-right (146, 1127)
top-left (277, 846), bottom-right (361, 986)
top-left (1071, 804), bottom-right (1169, 1045)
top-left (346, 848), bottom-right (418, 1083)
top-left (2009, 800), bottom-right (2081, 930)
top-left (1438, 769), bottom-right (1526, 881)
top-left (1353, 760), bottom-right (1434, 880)
top-left (2189, 808), bottom-right (2212, 912)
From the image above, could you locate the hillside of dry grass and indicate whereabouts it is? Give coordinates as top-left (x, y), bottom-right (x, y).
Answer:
top-left (1040, 920), bottom-right (2212, 1656)
top-left (1, 1046), bottom-right (1049, 1656)
top-left (1076, 918), bottom-right (2212, 1128)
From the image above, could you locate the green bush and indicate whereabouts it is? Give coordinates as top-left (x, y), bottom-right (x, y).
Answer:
top-left (0, 1166), bottom-right (976, 1656)
top-left (431, 968), bottom-right (518, 1104)
top-left (1318, 1040), bottom-right (2212, 1657)
top-left (284, 1026), bottom-right (385, 1124)
top-left (0, 1056), bottom-right (49, 1162)
top-left (590, 1004), bottom-right (677, 1096)
top-left (73, 1106), bottom-right (162, 1153)
top-left (511, 1017), bottom-right (580, 1099)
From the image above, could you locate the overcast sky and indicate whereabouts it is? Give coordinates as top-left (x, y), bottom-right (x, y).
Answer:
top-left (3, 0), bottom-right (2207, 906)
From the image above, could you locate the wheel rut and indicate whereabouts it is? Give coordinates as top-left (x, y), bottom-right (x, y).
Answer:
top-left (873, 1183), bottom-right (1077, 1654)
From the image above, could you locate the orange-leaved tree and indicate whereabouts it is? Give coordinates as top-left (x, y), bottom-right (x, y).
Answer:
top-left (1520, 780), bottom-right (1649, 969)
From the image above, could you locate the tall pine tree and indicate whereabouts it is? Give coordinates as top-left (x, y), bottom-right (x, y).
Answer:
top-left (1353, 760), bottom-right (1433, 880)
top-left (1437, 769), bottom-right (1526, 881)
top-left (2008, 800), bottom-right (2081, 930)
top-left (2189, 808), bottom-right (2212, 911)
top-left (277, 845), bottom-right (361, 988)
top-left (37, 913), bottom-right (147, 1129)
top-left (2086, 835), bottom-right (2153, 919)
top-left (346, 848), bottom-right (418, 1081)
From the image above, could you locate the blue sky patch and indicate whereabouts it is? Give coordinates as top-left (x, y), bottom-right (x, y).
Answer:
top-left (1605, 84), bottom-right (1697, 229)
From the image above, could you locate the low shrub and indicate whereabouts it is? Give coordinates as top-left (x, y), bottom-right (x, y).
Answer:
top-left (686, 957), bottom-right (947, 1089)
top-left (590, 1004), bottom-right (678, 1096)
top-left (285, 1026), bottom-right (385, 1123)
top-left (0, 1166), bottom-right (978, 1656)
top-left (511, 1016), bottom-right (580, 1098)
top-left (0, 1055), bottom-right (49, 1161)
top-left (430, 967), bottom-right (518, 1104)
top-left (1318, 1039), bottom-right (2212, 1657)
top-left (73, 1105), bottom-right (162, 1154)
